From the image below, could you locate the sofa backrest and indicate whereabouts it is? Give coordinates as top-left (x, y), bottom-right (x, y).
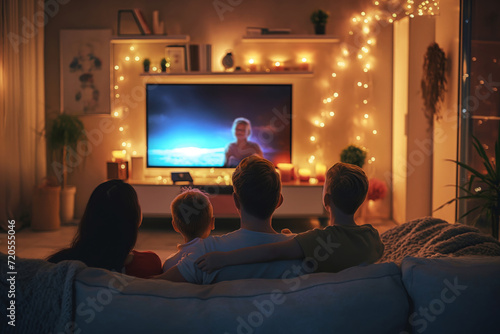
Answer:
top-left (401, 256), bottom-right (500, 334)
top-left (73, 262), bottom-right (409, 333)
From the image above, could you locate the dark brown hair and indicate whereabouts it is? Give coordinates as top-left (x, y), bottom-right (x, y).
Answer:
top-left (232, 155), bottom-right (281, 219)
top-left (171, 188), bottom-right (213, 240)
top-left (325, 162), bottom-right (368, 214)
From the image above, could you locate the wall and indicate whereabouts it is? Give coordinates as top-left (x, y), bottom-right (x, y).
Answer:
top-left (44, 0), bottom-right (393, 218)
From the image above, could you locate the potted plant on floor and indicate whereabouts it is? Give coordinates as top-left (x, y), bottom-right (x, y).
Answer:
top-left (310, 9), bottom-right (329, 35)
top-left (436, 131), bottom-right (500, 240)
top-left (45, 113), bottom-right (86, 225)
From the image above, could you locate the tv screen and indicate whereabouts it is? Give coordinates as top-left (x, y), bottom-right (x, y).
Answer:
top-left (146, 84), bottom-right (292, 168)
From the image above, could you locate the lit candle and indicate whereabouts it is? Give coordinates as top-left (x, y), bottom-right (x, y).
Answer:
top-left (298, 168), bottom-right (311, 182)
top-left (277, 163), bottom-right (294, 182)
top-left (315, 163), bottom-right (327, 182)
top-left (112, 150), bottom-right (126, 162)
top-left (248, 59), bottom-right (257, 72)
top-left (272, 61), bottom-right (283, 71)
top-left (299, 57), bottom-right (309, 71)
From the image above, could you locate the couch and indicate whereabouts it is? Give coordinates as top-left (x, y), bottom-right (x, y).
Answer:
top-left (68, 256), bottom-right (499, 334)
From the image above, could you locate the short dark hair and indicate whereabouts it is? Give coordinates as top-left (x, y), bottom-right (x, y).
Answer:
top-left (325, 162), bottom-right (368, 214)
top-left (171, 188), bottom-right (213, 240)
top-left (232, 155), bottom-right (281, 219)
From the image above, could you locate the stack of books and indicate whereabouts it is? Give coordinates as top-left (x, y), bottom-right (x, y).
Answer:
top-left (246, 27), bottom-right (292, 36)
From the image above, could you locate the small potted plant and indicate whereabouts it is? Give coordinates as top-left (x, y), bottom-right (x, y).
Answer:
top-left (143, 58), bottom-right (151, 72)
top-left (39, 114), bottom-right (86, 227)
top-left (310, 9), bottom-right (329, 35)
top-left (160, 58), bottom-right (167, 72)
top-left (340, 145), bottom-right (367, 168)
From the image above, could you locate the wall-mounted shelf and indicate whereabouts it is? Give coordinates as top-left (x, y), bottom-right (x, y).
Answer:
top-left (242, 35), bottom-right (340, 43)
top-left (111, 35), bottom-right (190, 44)
top-left (139, 71), bottom-right (314, 78)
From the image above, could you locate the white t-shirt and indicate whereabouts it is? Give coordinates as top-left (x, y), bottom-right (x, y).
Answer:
top-left (162, 238), bottom-right (203, 272)
top-left (176, 228), bottom-right (302, 284)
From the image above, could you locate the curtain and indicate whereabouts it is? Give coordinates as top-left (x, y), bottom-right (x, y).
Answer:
top-left (0, 0), bottom-right (46, 230)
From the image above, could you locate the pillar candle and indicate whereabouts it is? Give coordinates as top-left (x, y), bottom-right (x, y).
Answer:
top-left (315, 163), bottom-right (327, 182)
top-left (298, 168), bottom-right (311, 182)
top-left (277, 163), bottom-right (294, 182)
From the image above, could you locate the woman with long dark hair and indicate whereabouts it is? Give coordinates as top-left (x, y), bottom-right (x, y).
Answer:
top-left (47, 179), bottom-right (162, 278)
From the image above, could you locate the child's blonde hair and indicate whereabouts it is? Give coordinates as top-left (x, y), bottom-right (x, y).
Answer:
top-left (171, 188), bottom-right (213, 240)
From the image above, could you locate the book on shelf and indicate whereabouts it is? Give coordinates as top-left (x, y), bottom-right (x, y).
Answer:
top-left (133, 8), bottom-right (152, 35)
top-left (246, 27), bottom-right (291, 36)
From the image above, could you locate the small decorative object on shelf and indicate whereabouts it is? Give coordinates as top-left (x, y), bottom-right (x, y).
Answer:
top-left (277, 163), bottom-right (294, 182)
top-left (222, 51), bottom-right (234, 71)
top-left (315, 163), bottom-right (326, 182)
top-left (247, 58), bottom-right (257, 72)
top-left (160, 58), bottom-right (167, 72)
top-left (310, 9), bottom-right (329, 35)
top-left (143, 58), bottom-right (151, 72)
top-left (340, 145), bottom-right (367, 168)
top-left (299, 57), bottom-right (310, 71)
top-left (298, 168), bottom-right (311, 182)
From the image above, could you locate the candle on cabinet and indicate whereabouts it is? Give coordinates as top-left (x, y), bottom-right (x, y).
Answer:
top-left (298, 168), bottom-right (311, 182)
top-left (277, 163), bottom-right (294, 182)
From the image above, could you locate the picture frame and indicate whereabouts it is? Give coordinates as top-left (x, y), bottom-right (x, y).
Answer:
top-left (60, 29), bottom-right (112, 115)
top-left (165, 45), bottom-right (188, 73)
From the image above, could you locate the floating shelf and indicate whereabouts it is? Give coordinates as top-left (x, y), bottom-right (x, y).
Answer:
top-left (111, 35), bottom-right (190, 44)
top-left (139, 71), bottom-right (314, 78)
top-left (242, 35), bottom-right (340, 43)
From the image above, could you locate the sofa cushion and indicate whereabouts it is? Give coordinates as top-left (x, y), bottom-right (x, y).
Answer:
top-left (401, 256), bottom-right (500, 334)
top-left (74, 262), bottom-right (408, 333)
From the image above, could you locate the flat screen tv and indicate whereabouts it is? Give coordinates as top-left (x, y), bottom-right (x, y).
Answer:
top-left (146, 84), bottom-right (292, 168)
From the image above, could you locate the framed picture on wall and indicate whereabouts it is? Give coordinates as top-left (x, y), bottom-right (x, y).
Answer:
top-left (165, 45), bottom-right (188, 73)
top-left (60, 29), bottom-right (112, 115)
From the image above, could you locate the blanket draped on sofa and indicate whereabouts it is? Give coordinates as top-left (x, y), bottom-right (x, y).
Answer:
top-left (0, 253), bottom-right (86, 334)
top-left (380, 217), bottom-right (500, 263)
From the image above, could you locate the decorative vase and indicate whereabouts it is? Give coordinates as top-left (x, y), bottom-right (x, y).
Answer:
top-left (32, 185), bottom-right (61, 231)
top-left (60, 185), bottom-right (77, 224)
top-left (314, 24), bottom-right (326, 35)
top-left (222, 52), bottom-right (234, 71)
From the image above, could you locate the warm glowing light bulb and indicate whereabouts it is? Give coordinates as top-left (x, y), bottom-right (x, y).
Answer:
top-left (356, 136), bottom-right (361, 140)
top-left (310, 136), bottom-right (316, 142)
top-left (119, 127), bottom-right (124, 132)
top-left (337, 61), bottom-right (346, 67)
top-left (357, 82), bottom-right (362, 87)
top-left (371, 157), bottom-right (376, 162)
top-left (330, 111), bottom-right (335, 116)
top-left (374, 1), bottom-right (379, 5)
top-left (373, 130), bottom-right (377, 134)
top-left (363, 100), bottom-right (368, 104)
top-left (132, 151), bottom-right (137, 155)
top-left (342, 49), bottom-right (349, 56)
top-left (125, 56), bottom-right (130, 61)
top-left (152, 66), bottom-right (158, 71)
top-left (122, 142), bottom-right (126, 147)
top-left (323, 99), bottom-right (328, 104)
top-left (274, 61), bottom-right (281, 66)
top-left (364, 114), bottom-right (369, 118)
top-left (115, 94), bottom-right (120, 98)
top-left (362, 47), bottom-right (369, 53)
top-left (349, 31), bottom-right (354, 35)
top-left (326, 97), bottom-right (332, 103)
top-left (135, 56), bottom-right (140, 61)
top-left (358, 54), bottom-right (363, 59)
top-left (314, 120), bottom-right (320, 125)
top-left (122, 149), bottom-right (127, 155)
top-left (363, 26), bottom-right (370, 34)
top-left (130, 46), bottom-right (135, 51)
top-left (389, 18), bottom-right (394, 23)
top-left (333, 92), bottom-right (339, 98)
top-left (114, 65), bottom-right (119, 70)
top-left (332, 73), bottom-right (337, 77)
top-left (367, 39), bottom-right (373, 45)
top-left (249, 58), bottom-right (255, 64)
top-left (364, 84), bottom-right (368, 88)
top-left (392, 13), bottom-right (397, 17)
top-left (114, 85), bottom-right (119, 90)
top-left (119, 76), bottom-right (124, 81)
top-left (361, 12), bottom-right (366, 16)
top-left (363, 68), bottom-right (369, 72)
top-left (320, 122), bottom-right (325, 127)
top-left (309, 155), bottom-right (316, 163)
top-left (352, 17), bottom-right (357, 22)
top-left (127, 143), bottom-right (132, 148)
top-left (301, 57), bottom-right (307, 63)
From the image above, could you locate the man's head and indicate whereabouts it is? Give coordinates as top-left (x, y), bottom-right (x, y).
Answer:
top-left (323, 162), bottom-right (368, 215)
top-left (232, 155), bottom-right (282, 219)
top-left (171, 188), bottom-right (214, 240)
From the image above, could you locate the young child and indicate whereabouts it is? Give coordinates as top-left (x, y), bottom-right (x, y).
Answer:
top-left (163, 188), bottom-right (215, 272)
top-left (196, 162), bottom-right (384, 274)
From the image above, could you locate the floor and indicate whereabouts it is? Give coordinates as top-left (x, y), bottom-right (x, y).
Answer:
top-left (4, 217), bottom-right (396, 262)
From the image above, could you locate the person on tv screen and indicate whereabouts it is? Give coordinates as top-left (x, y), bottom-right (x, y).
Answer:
top-left (223, 117), bottom-right (263, 167)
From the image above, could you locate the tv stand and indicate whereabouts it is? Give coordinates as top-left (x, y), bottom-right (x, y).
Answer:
top-left (130, 180), bottom-right (326, 218)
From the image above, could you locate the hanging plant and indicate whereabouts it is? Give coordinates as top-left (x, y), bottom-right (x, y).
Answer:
top-left (421, 43), bottom-right (447, 125)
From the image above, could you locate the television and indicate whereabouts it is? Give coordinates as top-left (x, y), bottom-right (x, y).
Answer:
top-left (146, 84), bottom-right (292, 168)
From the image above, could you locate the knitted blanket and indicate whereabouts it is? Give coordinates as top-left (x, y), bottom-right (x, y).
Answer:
top-left (380, 217), bottom-right (500, 263)
top-left (0, 253), bottom-right (86, 334)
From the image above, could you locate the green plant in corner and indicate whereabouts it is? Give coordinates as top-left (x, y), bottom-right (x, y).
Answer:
top-left (340, 145), bottom-right (367, 168)
top-left (436, 131), bottom-right (500, 240)
top-left (421, 43), bottom-right (447, 126)
top-left (46, 113), bottom-right (86, 187)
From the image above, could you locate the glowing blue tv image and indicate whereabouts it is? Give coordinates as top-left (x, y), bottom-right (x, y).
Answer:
top-left (147, 84), bottom-right (292, 167)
